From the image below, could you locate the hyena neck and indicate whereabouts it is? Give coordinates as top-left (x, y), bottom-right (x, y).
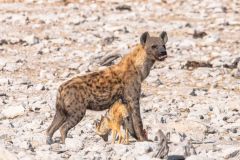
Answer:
top-left (120, 44), bottom-right (155, 81)
top-left (138, 56), bottom-right (155, 81)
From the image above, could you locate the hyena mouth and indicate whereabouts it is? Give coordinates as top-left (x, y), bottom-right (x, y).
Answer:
top-left (155, 54), bottom-right (167, 61)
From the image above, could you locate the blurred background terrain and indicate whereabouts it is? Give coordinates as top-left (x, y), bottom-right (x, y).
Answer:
top-left (0, 0), bottom-right (240, 159)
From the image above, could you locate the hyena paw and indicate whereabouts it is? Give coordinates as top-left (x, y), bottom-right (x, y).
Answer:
top-left (46, 136), bottom-right (53, 145)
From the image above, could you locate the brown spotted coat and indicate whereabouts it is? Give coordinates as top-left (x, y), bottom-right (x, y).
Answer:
top-left (46, 31), bottom-right (168, 144)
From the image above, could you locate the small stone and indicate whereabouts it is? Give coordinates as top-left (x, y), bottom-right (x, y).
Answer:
top-left (9, 37), bottom-right (21, 44)
top-left (45, 112), bottom-right (51, 118)
top-left (69, 16), bottom-right (85, 25)
top-left (0, 147), bottom-right (18, 160)
top-left (199, 115), bottom-right (204, 119)
top-left (193, 30), bottom-right (207, 39)
top-left (190, 89), bottom-right (197, 96)
top-left (134, 142), bottom-right (154, 155)
top-left (171, 133), bottom-right (181, 143)
top-left (233, 61), bottom-right (240, 78)
top-left (230, 128), bottom-right (238, 133)
top-left (179, 39), bottom-right (196, 49)
top-left (186, 155), bottom-right (212, 160)
top-left (222, 146), bottom-right (240, 159)
top-left (35, 84), bottom-right (45, 91)
top-left (116, 5), bottom-right (131, 11)
top-left (23, 35), bottom-right (39, 45)
top-left (204, 34), bottom-right (220, 44)
top-left (0, 39), bottom-right (8, 45)
top-left (42, 47), bottom-right (51, 54)
top-left (159, 120), bottom-right (207, 141)
top-left (65, 138), bottom-right (83, 152)
top-left (112, 144), bottom-right (129, 157)
top-left (1, 105), bottom-right (25, 119)
top-left (167, 155), bottom-right (185, 160)
top-left (3, 63), bottom-right (20, 72)
top-left (135, 155), bottom-right (152, 160)
top-left (50, 143), bottom-right (62, 152)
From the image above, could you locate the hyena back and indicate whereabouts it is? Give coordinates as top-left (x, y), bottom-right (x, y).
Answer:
top-left (46, 31), bottom-right (168, 144)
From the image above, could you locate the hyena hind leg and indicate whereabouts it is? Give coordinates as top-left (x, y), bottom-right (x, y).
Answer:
top-left (46, 109), bottom-right (66, 144)
top-left (59, 110), bottom-right (86, 144)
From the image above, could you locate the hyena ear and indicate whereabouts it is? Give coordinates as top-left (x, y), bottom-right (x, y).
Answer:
top-left (140, 32), bottom-right (150, 46)
top-left (160, 31), bottom-right (168, 44)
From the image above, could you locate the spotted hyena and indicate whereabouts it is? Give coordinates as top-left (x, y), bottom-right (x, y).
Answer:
top-left (46, 31), bottom-right (168, 144)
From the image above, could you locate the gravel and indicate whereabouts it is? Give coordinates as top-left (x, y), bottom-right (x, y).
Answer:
top-left (0, 0), bottom-right (240, 159)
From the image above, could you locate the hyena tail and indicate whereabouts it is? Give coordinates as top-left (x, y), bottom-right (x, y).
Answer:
top-left (46, 88), bottom-right (67, 144)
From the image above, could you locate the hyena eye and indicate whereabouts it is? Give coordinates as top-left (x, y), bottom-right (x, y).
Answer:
top-left (151, 45), bottom-right (157, 49)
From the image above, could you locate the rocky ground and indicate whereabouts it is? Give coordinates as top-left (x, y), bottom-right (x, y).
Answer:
top-left (0, 0), bottom-right (240, 159)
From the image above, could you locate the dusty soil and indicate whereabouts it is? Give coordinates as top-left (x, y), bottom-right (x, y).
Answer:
top-left (0, 0), bottom-right (240, 159)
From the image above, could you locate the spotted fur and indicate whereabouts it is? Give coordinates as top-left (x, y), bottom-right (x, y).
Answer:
top-left (46, 31), bottom-right (168, 144)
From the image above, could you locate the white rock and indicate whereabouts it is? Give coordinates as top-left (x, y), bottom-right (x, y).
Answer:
top-left (19, 141), bottom-right (29, 150)
top-left (35, 84), bottom-right (45, 91)
top-left (17, 155), bottom-right (33, 160)
top-left (4, 63), bottom-right (20, 72)
top-left (204, 34), bottom-right (220, 44)
top-left (31, 134), bottom-right (46, 148)
top-left (65, 138), bottom-right (83, 152)
top-left (186, 155), bottom-right (213, 160)
top-left (41, 47), bottom-right (50, 54)
top-left (1, 105), bottom-right (25, 119)
top-left (0, 78), bottom-right (9, 85)
top-left (221, 146), bottom-right (240, 159)
top-left (234, 62), bottom-right (240, 78)
top-left (112, 144), bottom-right (129, 156)
top-left (39, 69), bottom-right (54, 79)
top-left (0, 147), bottom-right (18, 160)
top-left (51, 38), bottom-right (65, 45)
top-left (168, 145), bottom-right (186, 156)
top-left (23, 35), bottom-right (39, 45)
top-left (134, 142), bottom-right (154, 155)
top-left (192, 68), bottom-right (210, 80)
top-left (9, 37), bottom-right (21, 44)
top-left (170, 133), bottom-right (182, 143)
top-left (135, 154), bottom-right (152, 160)
top-left (69, 16), bottom-right (85, 25)
top-left (17, 151), bottom-right (26, 159)
top-left (234, 69), bottom-right (240, 78)
top-left (45, 112), bottom-right (51, 118)
top-left (159, 120), bottom-right (207, 141)
top-left (0, 59), bottom-right (7, 70)
top-left (179, 39), bottom-right (196, 49)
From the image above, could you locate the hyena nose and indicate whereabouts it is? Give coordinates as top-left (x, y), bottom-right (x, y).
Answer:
top-left (159, 48), bottom-right (167, 55)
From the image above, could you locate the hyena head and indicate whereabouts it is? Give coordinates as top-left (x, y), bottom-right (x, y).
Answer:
top-left (140, 31), bottom-right (168, 61)
top-left (95, 115), bottom-right (110, 141)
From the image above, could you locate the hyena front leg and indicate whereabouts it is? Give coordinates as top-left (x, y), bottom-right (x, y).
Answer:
top-left (123, 115), bottom-right (137, 140)
top-left (124, 86), bottom-right (147, 141)
top-left (129, 99), bottom-right (146, 141)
